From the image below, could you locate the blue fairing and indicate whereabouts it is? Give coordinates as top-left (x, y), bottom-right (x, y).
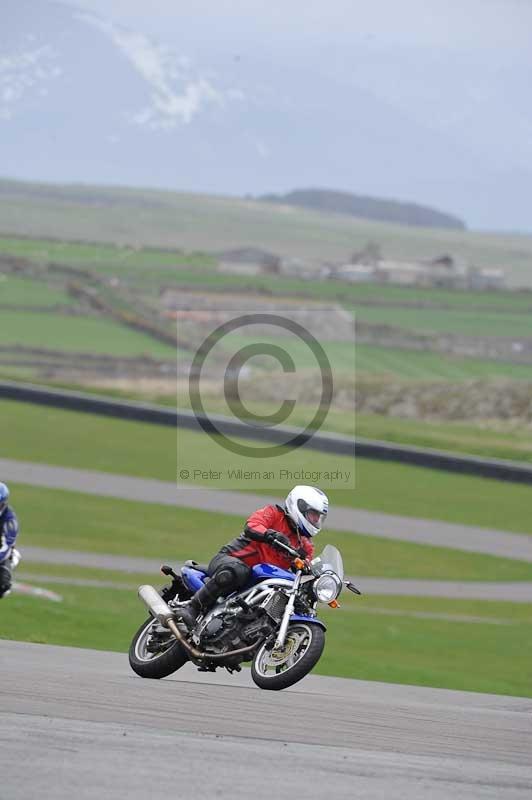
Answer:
top-left (182, 562), bottom-right (294, 592)
top-left (250, 563), bottom-right (295, 583)
top-left (182, 566), bottom-right (208, 592)
top-left (290, 614), bottom-right (327, 632)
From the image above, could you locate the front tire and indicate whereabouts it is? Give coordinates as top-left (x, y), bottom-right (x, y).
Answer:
top-left (251, 623), bottom-right (325, 691)
top-left (128, 616), bottom-right (188, 679)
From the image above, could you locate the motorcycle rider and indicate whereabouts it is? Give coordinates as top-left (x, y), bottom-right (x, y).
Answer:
top-left (176, 485), bottom-right (328, 629)
top-left (0, 483), bottom-right (20, 599)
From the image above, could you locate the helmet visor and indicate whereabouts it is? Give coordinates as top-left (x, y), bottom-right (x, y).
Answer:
top-left (304, 508), bottom-right (326, 530)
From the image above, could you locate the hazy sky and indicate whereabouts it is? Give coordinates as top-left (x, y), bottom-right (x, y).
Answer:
top-left (63, 0), bottom-right (532, 54)
top-left (4, 0), bottom-right (531, 229)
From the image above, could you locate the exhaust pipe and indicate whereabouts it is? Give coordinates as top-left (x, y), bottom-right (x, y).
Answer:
top-left (138, 585), bottom-right (174, 626)
top-left (137, 583), bottom-right (260, 662)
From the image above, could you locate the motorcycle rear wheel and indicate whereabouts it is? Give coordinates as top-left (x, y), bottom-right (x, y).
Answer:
top-left (129, 616), bottom-right (188, 679)
top-left (251, 623), bottom-right (325, 690)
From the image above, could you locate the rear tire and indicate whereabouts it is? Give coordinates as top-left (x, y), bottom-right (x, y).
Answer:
top-left (128, 616), bottom-right (188, 679)
top-left (251, 623), bottom-right (325, 691)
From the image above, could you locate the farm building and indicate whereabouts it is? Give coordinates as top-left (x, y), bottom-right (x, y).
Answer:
top-left (217, 247), bottom-right (281, 275)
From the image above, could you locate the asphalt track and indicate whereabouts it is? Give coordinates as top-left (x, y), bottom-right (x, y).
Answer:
top-left (1, 640), bottom-right (531, 800)
top-left (3, 457), bottom-right (532, 562)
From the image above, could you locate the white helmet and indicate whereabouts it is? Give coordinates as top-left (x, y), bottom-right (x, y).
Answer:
top-left (285, 485), bottom-right (329, 537)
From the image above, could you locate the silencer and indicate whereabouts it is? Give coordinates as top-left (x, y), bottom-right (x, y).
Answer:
top-left (138, 584), bottom-right (174, 626)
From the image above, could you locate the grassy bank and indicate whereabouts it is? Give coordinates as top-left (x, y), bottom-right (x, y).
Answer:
top-left (15, 379), bottom-right (532, 464)
top-left (3, 584), bottom-right (531, 697)
top-left (13, 483), bottom-right (532, 581)
top-left (4, 399), bottom-right (532, 533)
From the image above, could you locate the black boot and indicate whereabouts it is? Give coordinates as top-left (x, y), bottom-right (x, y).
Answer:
top-left (0, 563), bottom-right (12, 599)
top-left (176, 581), bottom-right (219, 629)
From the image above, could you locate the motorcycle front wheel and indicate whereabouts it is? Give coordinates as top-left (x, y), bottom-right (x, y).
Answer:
top-left (251, 623), bottom-right (325, 691)
top-left (129, 616), bottom-right (189, 679)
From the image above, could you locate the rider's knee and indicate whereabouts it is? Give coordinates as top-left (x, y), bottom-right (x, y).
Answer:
top-left (212, 559), bottom-right (250, 592)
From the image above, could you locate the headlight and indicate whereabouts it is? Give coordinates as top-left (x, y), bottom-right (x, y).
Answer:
top-left (313, 573), bottom-right (342, 604)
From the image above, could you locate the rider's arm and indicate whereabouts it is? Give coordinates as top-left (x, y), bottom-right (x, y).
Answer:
top-left (301, 537), bottom-right (314, 559)
top-left (244, 505), bottom-right (284, 542)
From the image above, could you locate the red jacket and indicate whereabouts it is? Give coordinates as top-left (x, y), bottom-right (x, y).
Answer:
top-left (219, 504), bottom-right (314, 570)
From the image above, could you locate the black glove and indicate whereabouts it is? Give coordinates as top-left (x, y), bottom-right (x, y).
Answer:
top-left (263, 530), bottom-right (291, 548)
top-left (296, 546), bottom-right (308, 559)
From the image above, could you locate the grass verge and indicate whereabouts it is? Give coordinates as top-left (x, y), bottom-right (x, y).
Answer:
top-left (319, 593), bottom-right (532, 697)
top-left (12, 379), bottom-right (532, 464)
top-left (5, 399), bottom-right (532, 533)
top-left (13, 484), bottom-right (532, 581)
top-left (2, 585), bottom-right (531, 697)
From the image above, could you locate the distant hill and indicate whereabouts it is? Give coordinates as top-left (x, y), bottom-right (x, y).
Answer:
top-left (3, 177), bottom-right (532, 286)
top-left (257, 189), bottom-right (466, 230)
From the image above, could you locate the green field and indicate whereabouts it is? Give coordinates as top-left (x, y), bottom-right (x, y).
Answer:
top-left (219, 328), bottom-right (532, 385)
top-left (4, 228), bottom-right (532, 310)
top-left (355, 344), bottom-right (532, 380)
top-left (223, 332), bottom-right (355, 375)
top-left (2, 232), bottom-right (532, 363)
top-left (335, 281), bottom-right (532, 311)
top-left (2, 180), bottom-right (532, 284)
top-left (0, 275), bottom-right (73, 307)
top-left (2, 231), bottom-right (532, 392)
top-left (354, 305), bottom-right (532, 339)
top-left (0, 310), bottom-right (176, 358)
top-left (4, 230), bottom-right (532, 306)
top-left (0, 233), bottom-right (214, 271)
top-left (4, 399), bottom-right (532, 534)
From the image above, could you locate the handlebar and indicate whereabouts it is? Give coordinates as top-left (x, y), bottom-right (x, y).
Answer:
top-left (273, 539), bottom-right (301, 558)
top-left (271, 540), bottom-right (363, 595)
top-left (275, 542), bottom-right (363, 594)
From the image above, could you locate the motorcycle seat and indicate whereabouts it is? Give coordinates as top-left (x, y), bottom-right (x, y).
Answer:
top-left (183, 560), bottom-right (210, 575)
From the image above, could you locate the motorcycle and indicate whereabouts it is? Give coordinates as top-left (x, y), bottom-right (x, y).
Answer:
top-left (129, 542), bottom-right (361, 690)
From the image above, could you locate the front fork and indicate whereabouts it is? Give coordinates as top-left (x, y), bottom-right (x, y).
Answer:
top-left (273, 569), bottom-right (302, 650)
